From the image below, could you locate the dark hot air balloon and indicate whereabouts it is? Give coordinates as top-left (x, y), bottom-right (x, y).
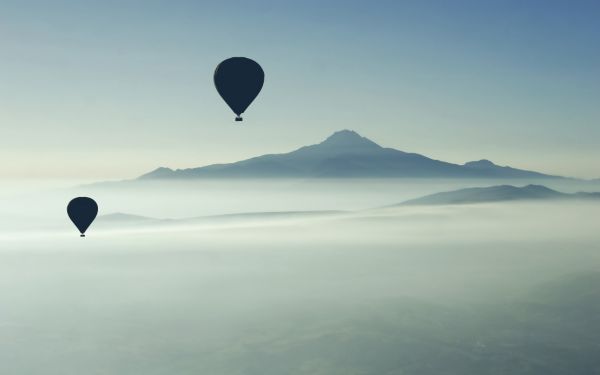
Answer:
top-left (67, 197), bottom-right (98, 237)
top-left (214, 57), bottom-right (264, 121)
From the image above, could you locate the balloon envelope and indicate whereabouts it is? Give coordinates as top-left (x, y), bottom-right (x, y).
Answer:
top-left (67, 197), bottom-right (98, 237)
top-left (214, 57), bottom-right (264, 121)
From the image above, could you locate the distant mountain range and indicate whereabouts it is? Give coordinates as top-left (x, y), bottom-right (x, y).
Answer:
top-left (400, 184), bottom-right (600, 205)
top-left (138, 130), bottom-right (563, 180)
top-left (98, 185), bottom-right (600, 228)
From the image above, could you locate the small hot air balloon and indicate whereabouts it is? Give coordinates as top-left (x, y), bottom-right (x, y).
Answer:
top-left (67, 197), bottom-right (98, 237)
top-left (214, 57), bottom-right (264, 121)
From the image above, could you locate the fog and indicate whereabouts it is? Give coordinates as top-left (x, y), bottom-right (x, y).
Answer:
top-left (1, 179), bottom-right (599, 374)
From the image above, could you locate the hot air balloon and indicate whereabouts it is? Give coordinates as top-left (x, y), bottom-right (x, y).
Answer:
top-left (214, 57), bottom-right (264, 121)
top-left (67, 197), bottom-right (98, 237)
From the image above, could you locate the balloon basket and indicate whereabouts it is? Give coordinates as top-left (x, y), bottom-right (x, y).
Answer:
top-left (235, 116), bottom-right (243, 122)
top-left (80, 234), bottom-right (86, 237)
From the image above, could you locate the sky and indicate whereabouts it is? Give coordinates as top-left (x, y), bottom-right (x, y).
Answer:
top-left (0, 0), bottom-right (599, 179)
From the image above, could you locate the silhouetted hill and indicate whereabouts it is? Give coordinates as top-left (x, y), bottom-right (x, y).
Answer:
top-left (94, 210), bottom-right (344, 229)
top-left (401, 184), bottom-right (600, 205)
top-left (98, 213), bottom-right (158, 222)
top-left (138, 130), bottom-right (562, 179)
top-left (462, 159), bottom-right (553, 178)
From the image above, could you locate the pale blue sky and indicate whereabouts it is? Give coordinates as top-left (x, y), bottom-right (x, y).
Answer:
top-left (1, 0), bottom-right (598, 179)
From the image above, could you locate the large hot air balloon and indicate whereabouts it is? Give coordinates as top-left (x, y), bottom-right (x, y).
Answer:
top-left (67, 197), bottom-right (98, 237)
top-left (214, 57), bottom-right (264, 121)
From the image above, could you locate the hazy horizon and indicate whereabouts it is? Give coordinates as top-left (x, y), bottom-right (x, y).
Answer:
top-left (1, 128), bottom-right (597, 183)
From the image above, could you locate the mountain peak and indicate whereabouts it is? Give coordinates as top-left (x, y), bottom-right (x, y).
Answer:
top-left (139, 167), bottom-right (174, 179)
top-left (464, 159), bottom-right (497, 168)
top-left (319, 130), bottom-right (381, 149)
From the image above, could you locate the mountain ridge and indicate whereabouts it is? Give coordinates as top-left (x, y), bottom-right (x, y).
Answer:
top-left (400, 184), bottom-right (600, 206)
top-left (139, 130), bottom-right (563, 180)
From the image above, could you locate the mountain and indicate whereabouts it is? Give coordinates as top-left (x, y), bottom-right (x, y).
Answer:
top-left (400, 184), bottom-right (600, 205)
top-left (138, 130), bottom-right (562, 180)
